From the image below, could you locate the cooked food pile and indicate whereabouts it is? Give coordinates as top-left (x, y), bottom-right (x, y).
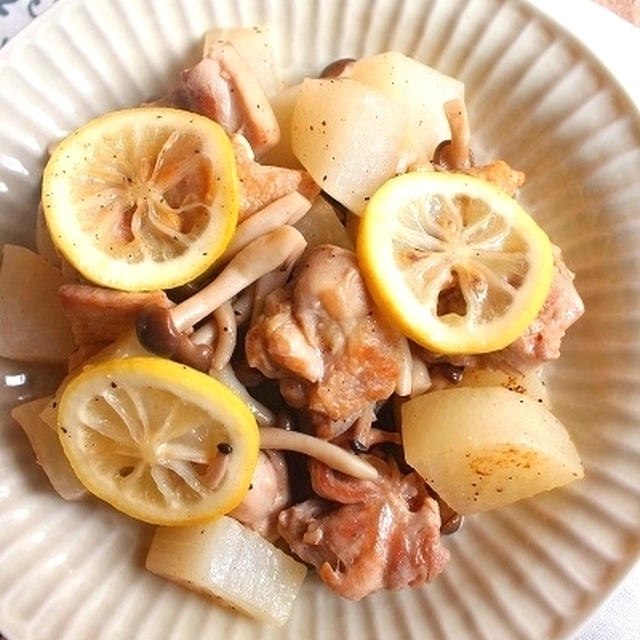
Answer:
top-left (1, 26), bottom-right (584, 627)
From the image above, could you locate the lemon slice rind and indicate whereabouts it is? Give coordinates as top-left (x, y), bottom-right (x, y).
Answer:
top-left (57, 357), bottom-right (259, 526)
top-left (42, 108), bottom-right (239, 292)
top-left (357, 171), bottom-right (554, 355)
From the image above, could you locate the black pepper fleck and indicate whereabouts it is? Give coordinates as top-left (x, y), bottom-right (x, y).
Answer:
top-left (217, 442), bottom-right (233, 454)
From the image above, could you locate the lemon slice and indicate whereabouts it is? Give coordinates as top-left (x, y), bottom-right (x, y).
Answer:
top-left (57, 357), bottom-right (259, 525)
top-left (42, 108), bottom-right (239, 291)
top-left (357, 171), bottom-right (554, 354)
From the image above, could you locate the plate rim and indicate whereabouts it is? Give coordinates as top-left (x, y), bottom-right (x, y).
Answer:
top-left (1, 1), bottom-right (640, 639)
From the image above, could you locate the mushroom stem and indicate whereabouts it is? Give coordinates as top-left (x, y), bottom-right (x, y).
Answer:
top-left (259, 427), bottom-right (379, 481)
top-left (250, 241), bottom-right (305, 324)
top-left (169, 225), bottom-right (307, 332)
top-left (395, 336), bottom-right (412, 397)
top-left (220, 191), bottom-right (311, 263)
top-left (410, 350), bottom-right (432, 397)
top-left (212, 364), bottom-right (276, 427)
top-left (232, 285), bottom-right (255, 326)
top-left (201, 450), bottom-right (231, 490)
top-left (210, 301), bottom-right (237, 371)
top-left (191, 319), bottom-right (216, 346)
top-left (441, 98), bottom-right (471, 169)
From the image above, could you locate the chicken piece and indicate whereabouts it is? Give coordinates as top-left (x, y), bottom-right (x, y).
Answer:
top-left (484, 246), bottom-right (584, 371)
top-left (246, 246), bottom-right (404, 439)
top-left (149, 44), bottom-right (318, 219)
top-left (151, 42), bottom-right (279, 157)
top-left (423, 246), bottom-right (584, 373)
top-left (463, 159), bottom-right (525, 197)
top-left (230, 450), bottom-right (290, 541)
top-left (232, 134), bottom-right (319, 221)
top-left (278, 458), bottom-right (449, 600)
top-left (59, 284), bottom-right (171, 348)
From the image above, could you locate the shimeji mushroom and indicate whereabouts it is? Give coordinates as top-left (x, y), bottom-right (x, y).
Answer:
top-left (172, 225), bottom-right (307, 332)
top-left (259, 427), bottom-right (378, 481)
top-left (212, 363), bottom-right (277, 427)
top-left (191, 301), bottom-right (238, 371)
top-left (433, 97), bottom-right (471, 170)
top-left (249, 243), bottom-right (304, 324)
top-left (209, 366), bottom-right (379, 480)
top-left (397, 342), bottom-right (433, 399)
top-left (219, 191), bottom-right (311, 263)
top-left (211, 301), bottom-right (237, 371)
top-left (231, 284), bottom-right (255, 325)
top-left (410, 353), bottom-right (432, 398)
top-left (137, 225), bottom-right (307, 371)
top-left (395, 336), bottom-right (413, 397)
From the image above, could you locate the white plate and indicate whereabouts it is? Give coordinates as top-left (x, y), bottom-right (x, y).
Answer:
top-left (2, 1), bottom-right (640, 639)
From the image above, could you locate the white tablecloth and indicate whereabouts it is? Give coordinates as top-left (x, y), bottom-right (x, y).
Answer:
top-left (0, 1), bottom-right (638, 639)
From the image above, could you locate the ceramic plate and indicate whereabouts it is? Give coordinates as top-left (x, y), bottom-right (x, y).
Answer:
top-left (1, 0), bottom-right (640, 638)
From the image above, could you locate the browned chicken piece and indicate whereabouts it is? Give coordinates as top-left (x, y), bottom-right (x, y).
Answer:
top-left (59, 284), bottom-right (171, 368)
top-left (463, 160), bottom-right (525, 197)
top-left (232, 135), bottom-right (320, 221)
top-left (483, 246), bottom-right (584, 371)
top-left (230, 450), bottom-right (291, 542)
top-left (246, 245), bottom-right (405, 440)
top-left (151, 42), bottom-right (279, 157)
top-left (423, 246), bottom-right (584, 373)
top-left (148, 45), bottom-right (318, 220)
top-left (278, 458), bottom-right (450, 600)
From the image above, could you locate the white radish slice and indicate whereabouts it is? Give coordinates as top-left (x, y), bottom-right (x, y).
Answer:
top-left (291, 78), bottom-right (407, 214)
top-left (146, 516), bottom-right (306, 626)
top-left (401, 386), bottom-right (583, 514)
top-left (294, 195), bottom-right (354, 254)
top-left (351, 51), bottom-right (465, 163)
top-left (10, 396), bottom-right (87, 500)
top-left (262, 83), bottom-right (303, 168)
top-left (0, 244), bottom-right (75, 363)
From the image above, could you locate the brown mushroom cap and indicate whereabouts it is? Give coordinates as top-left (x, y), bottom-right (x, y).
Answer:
top-left (136, 306), bottom-right (213, 372)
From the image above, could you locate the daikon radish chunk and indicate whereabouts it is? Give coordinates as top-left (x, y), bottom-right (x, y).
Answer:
top-left (262, 83), bottom-right (303, 168)
top-left (351, 52), bottom-right (465, 163)
top-left (294, 195), bottom-right (353, 254)
top-left (401, 387), bottom-right (583, 514)
top-left (0, 244), bottom-right (75, 363)
top-left (146, 516), bottom-right (306, 627)
top-left (291, 78), bottom-right (407, 214)
top-left (459, 366), bottom-right (549, 406)
top-left (10, 396), bottom-right (87, 500)
top-left (203, 27), bottom-right (281, 97)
